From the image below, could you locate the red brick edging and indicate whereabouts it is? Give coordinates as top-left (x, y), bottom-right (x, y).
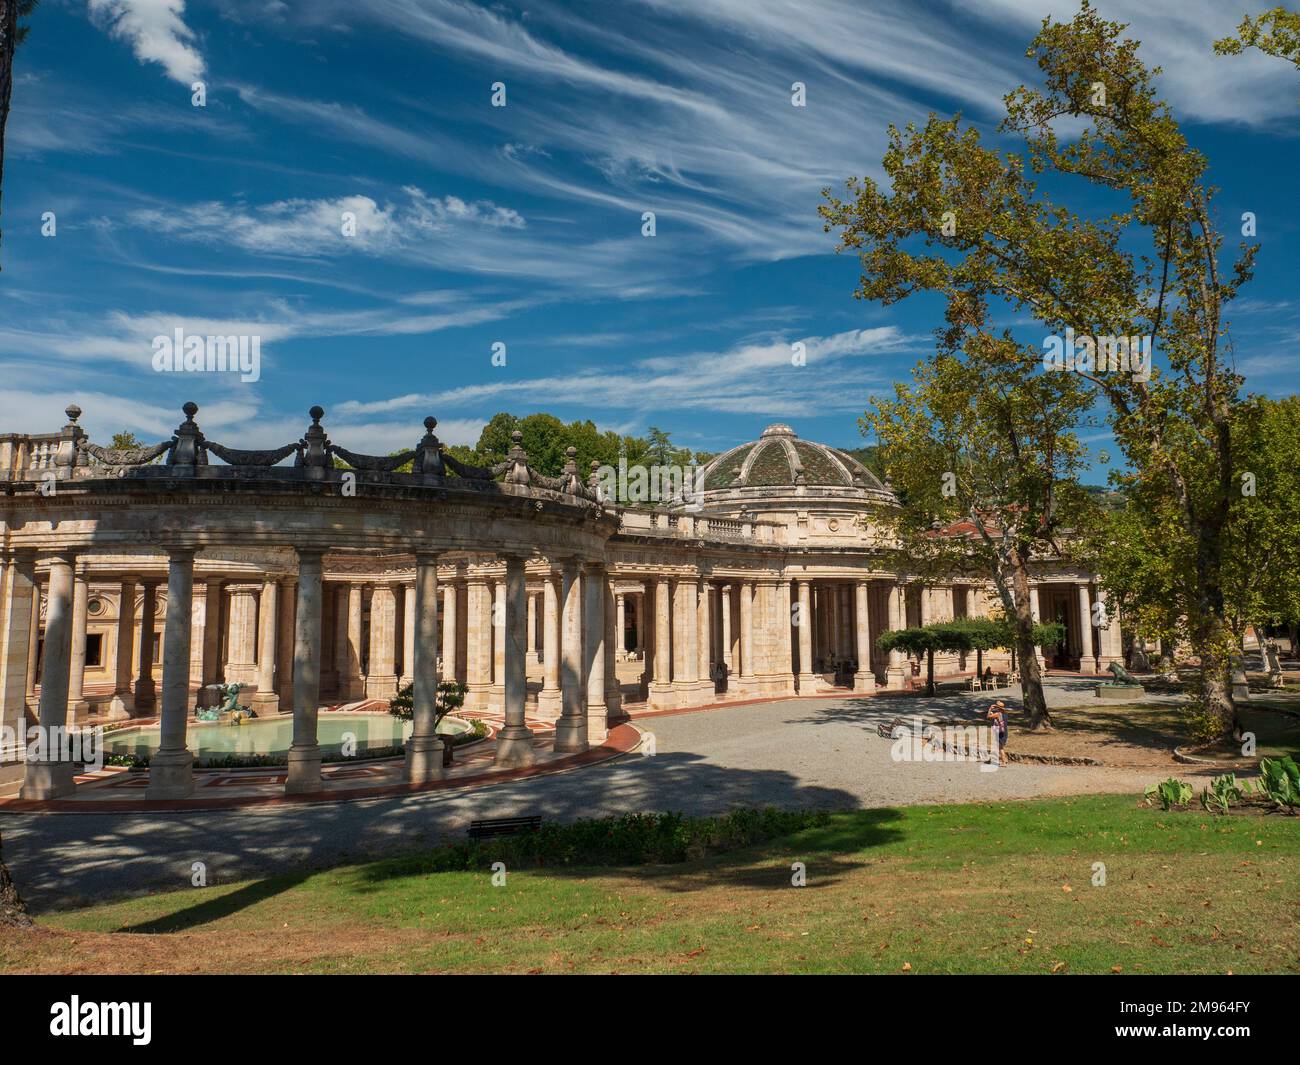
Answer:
top-left (0, 723), bottom-right (642, 815)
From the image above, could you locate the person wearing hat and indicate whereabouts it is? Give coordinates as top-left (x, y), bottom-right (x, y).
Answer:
top-left (987, 701), bottom-right (1009, 765)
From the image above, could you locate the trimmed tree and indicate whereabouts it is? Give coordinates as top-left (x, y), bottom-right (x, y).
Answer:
top-left (862, 340), bottom-right (1095, 729)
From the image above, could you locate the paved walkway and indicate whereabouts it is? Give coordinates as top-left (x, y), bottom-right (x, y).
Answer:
top-left (0, 683), bottom-right (1182, 911)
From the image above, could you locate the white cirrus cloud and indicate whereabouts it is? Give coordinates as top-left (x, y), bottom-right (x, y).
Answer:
top-left (87, 0), bottom-right (206, 85)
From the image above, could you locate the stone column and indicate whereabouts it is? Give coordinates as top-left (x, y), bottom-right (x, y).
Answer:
top-left (108, 576), bottom-right (137, 719)
top-left (697, 579), bottom-right (713, 697)
top-left (673, 577), bottom-right (698, 702)
top-left (465, 574), bottom-right (493, 711)
top-left (66, 570), bottom-right (90, 719)
top-left (21, 551), bottom-right (77, 799)
top-left (886, 583), bottom-right (907, 689)
top-left (251, 579), bottom-right (280, 713)
top-left (526, 590), bottom-right (540, 667)
top-left (277, 577), bottom-right (296, 707)
top-left (776, 580), bottom-right (795, 694)
top-left (634, 593), bottom-right (645, 654)
top-left (222, 583), bottom-right (259, 688)
top-left (441, 578), bottom-right (458, 683)
top-left (147, 549), bottom-right (196, 799)
top-left (584, 561), bottom-right (608, 743)
top-left (25, 581), bottom-right (39, 703)
top-left (344, 583), bottom-right (365, 699)
top-left (1077, 583), bottom-right (1097, 674)
top-left (405, 551), bottom-right (444, 782)
top-left (0, 551), bottom-right (35, 738)
top-left (554, 560), bottom-right (586, 750)
top-left (366, 584), bottom-right (399, 700)
top-left (488, 578), bottom-right (507, 713)
top-left (285, 549), bottom-right (324, 794)
top-left (1029, 584), bottom-right (1045, 668)
top-left (332, 585), bottom-right (349, 695)
top-left (615, 593), bottom-right (626, 658)
top-left (495, 555), bottom-right (535, 766)
top-left (135, 580), bottom-right (159, 710)
top-left (1097, 586), bottom-right (1122, 668)
top-left (796, 580), bottom-right (815, 690)
top-left (739, 580), bottom-right (755, 685)
top-left (854, 580), bottom-right (874, 692)
top-left (200, 578), bottom-right (222, 687)
top-left (536, 570), bottom-right (561, 718)
top-left (400, 582), bottom-right (416, 688)
top-left (604, 576), bottom-right (622, 719)
top-left (720, 584), bottom-right (733, 674)
top-left (648, 577), bottom-right (674, 707)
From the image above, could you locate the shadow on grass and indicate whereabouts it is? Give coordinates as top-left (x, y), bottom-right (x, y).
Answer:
top-left (348, 806), bottom-right (905, 896)
top-left (118, 872), bottom-right (311, 933)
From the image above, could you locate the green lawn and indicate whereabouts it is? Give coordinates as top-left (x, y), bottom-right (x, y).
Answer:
top-left (3, 795), bottom-right (1296, 974)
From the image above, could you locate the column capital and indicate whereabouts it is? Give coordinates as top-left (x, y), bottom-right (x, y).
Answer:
top-left (38, 548), bottom-right (77, 567)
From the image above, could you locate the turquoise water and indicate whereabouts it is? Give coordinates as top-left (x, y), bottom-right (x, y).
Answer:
top-left (104, 711), bottom-right (470, 760)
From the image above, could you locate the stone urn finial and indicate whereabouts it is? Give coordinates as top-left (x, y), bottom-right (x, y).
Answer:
top-left (299, 405), bottom-right (331, 477)
top-left (414, 415), bottom-right (444, 484)
top-left (169, 401), bottom-right (206, 470)
top-left (64, 404), bottom-right (82, 425)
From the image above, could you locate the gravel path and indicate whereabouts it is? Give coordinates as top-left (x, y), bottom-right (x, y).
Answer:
top-left (0, 684), bottom-right (1181, 912)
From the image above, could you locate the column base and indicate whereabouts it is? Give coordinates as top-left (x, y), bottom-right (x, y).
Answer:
top-left (365, 675), bottom-right (399, 701)
top-left (146, 748), bottom-right (194, 800)
top-left (494, 725), bottom-right (537, 766)
top-left (1078, 656), bottom-right (1098, 675)
top-left (796, 672), bottom-right (818, 694)
top-left (648, 681), bottom-right (680, 709)
top-left (249, 691), bottom-right (280, 715)
top-left (133, 679), bottom-right (157, 711)
top-left (853, 673), bottom-right (877, 693)
top-left (535, 687), bottom-right (562, 721)
top-left (553, 715), bottom-right (589, 753)
top-left (20, 759), bottom-right (78, 800)
top-left (107, 692), bottom-right (135, 720)
top-left (340, 677), bottom-right (366, 702)
top-left (487, 684), bottom-right (506, 715)
top-left (585, 702), bottom-right (608, 745)
top-left (284, 744), bottom-right (323, 793)
top-left (886, 666), bottom-right (908, 691)
top-left (404, 734), bottom-right (447, 783)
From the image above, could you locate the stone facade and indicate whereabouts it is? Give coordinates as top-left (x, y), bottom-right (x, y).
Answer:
top-left (0, 406), bottom-right (1123, 798)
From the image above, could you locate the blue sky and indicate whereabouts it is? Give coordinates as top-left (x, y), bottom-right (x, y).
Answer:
top-left (3, 0), bottom-right (1297, 468)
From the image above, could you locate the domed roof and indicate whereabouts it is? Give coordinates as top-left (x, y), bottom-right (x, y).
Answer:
top-left (700, 424), bottom-right (888, 494)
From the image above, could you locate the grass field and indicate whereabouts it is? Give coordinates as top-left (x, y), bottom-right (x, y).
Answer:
top-left (2, 794), bottom-right (1295, 975)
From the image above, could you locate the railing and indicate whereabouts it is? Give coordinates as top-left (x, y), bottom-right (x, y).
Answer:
top-left (0, 403), bottom-right (604, 508)
top-left (0, 433), bottom-right (62, 478)
top-left (617, 508), bottom-right (782, 544)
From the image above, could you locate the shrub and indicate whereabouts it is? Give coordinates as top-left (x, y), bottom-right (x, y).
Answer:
top-left (388, 680), bottom-right (468, 725)
top-left (1200, 773), bottom-right (1243, 815)
top-left (1144, 777), bottom-right (1193, 810)
top-left (369, 808), bottom-right (832, 879)
top-left (1255, 756), bottom-right (1299, 812)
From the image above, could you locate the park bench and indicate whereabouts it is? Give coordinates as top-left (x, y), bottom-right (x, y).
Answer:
top-left (467, 815), bottom-right (543, 840)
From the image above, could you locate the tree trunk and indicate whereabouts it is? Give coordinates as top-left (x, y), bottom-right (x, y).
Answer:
top-left (926, 648), bottom-right (935, 696)
top-left (1007, 547), bottom-right (1051, 729)
top-left (1193, 611), bottom-right (1237, 742)
top-left (0, 0), bottom-right (16, 253)
top-left (0, 832), bottom-right (31, 928)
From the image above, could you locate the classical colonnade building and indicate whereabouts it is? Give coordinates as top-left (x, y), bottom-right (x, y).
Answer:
top-left (0, 407), bottom-right (1123, 801)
